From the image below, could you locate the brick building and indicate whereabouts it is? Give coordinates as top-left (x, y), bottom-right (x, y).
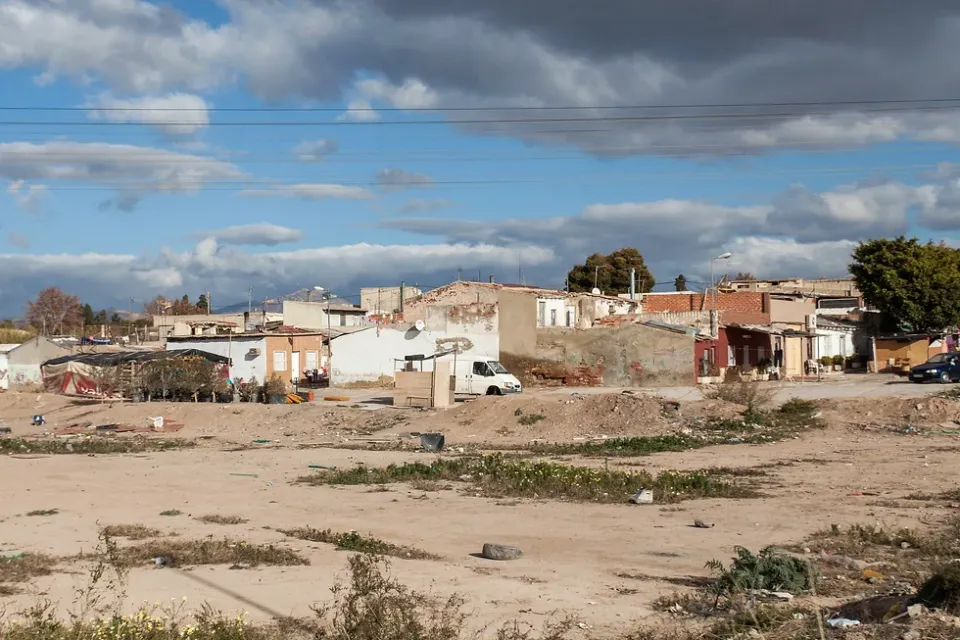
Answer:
top-left (642, 291), bottom-right (770, 325)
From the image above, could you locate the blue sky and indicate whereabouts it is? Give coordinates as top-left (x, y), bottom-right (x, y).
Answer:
top-left (2, 0), bottom-right (960, 315)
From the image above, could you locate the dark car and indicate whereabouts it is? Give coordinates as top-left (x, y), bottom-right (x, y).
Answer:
top-left (908, 353), bottom-right (960, 384)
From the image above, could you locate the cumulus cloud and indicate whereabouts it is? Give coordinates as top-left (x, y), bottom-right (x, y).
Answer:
top-left (0, 141), bottom-right (244, 210)
top-left (240, 183), bottom-right (373, 200)
top-left (293, 138), bottom-right (340, 161)
top-left (399, 198), bottom-right (456, 214)
top-left (8, 1), bottom-right (960, 155)
top-left (376, 168), bottom-right (434, 190)
top-left (85, 92), bottom-right (210, 135)
top-left (0, 240), bottom-right (555, 316)
top-left (338, 99), bottom-right (380, 122)
top-left (195, 223), bottom-right (303, 246)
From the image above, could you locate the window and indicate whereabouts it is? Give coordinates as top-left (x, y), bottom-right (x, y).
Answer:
top-left (488, 361), bottom-right (508, 374)
top-left (273, 350), bottom-right (287, 371)
top-left (550, 309), bottom-right (557, 326)
top-left (306, 351), bottom-right (318, 371)
top-left (472, 361), bottom-right (490, 376)
top-left (566, 309), bottom-right (574, 327)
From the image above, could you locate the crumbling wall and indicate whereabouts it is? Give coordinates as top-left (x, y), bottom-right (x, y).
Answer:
top-left (506, 324), bottom-right (695, 387)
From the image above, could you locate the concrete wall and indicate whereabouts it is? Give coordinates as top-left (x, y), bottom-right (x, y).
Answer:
top-left (0, 353), bottom-right (7, 390)
top-left (817, 329), bottom-right (854, 359)
top-left (153, 313), bottom-right (246, 337)
top-left (536, 296), bottom-right (576, 328)
top-left (769, 297), bottom-right (815, 325)
top-left (166, 337), bottom-right (267, 383)
top-left (637, 310), bottom-right (713, 333)
top-left (331, 326), bottom-right (498, 384)
top-left (506, 324), bottom-right (695, 387)
top-left (282, 301), bottom-right (366, 330)
top-left (404, 282), bottom-right (500, 322)
top-left (361, 286), bottom-right (422, 314)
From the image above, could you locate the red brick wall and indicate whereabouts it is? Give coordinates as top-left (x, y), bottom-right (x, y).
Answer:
top-left (643, 292), bottom-right (770, 324)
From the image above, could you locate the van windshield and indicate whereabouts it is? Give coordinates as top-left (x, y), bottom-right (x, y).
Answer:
top-left (487, 361), bottom-right (508, 374)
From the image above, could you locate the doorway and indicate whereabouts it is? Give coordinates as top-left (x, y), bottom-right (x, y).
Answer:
top-left (291, 351), bottom-right (301, 383)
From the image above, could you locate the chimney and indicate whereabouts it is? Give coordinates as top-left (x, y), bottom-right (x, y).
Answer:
top-left (489, 275), bottom-right (495, 284)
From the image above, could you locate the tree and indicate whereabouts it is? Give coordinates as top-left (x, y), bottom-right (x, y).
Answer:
top-left (93, 309), bottom-right (107, 324)
top-left (110, 312), bottom-right (122, 325)
top-left (82, 303), bottom-right (95, 326)
top-left (26, 287), bottom-right (82, 335)
top-left (850, 237), bottom-right (960, 333)
top-left (733, 272), bottom-right (757, 281)
top-left (674, 274), bottom-right (688, 291)
top-left (566, 248), bottom-right (655, 295)
top-left (197, 294), bottom-right (209, 314)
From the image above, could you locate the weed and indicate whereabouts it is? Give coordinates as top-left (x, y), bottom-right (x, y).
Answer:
top-left (195, 514), bottom-right (249, 525)
top-left (299, 454), bottom-right (760, 503)
top-left (113, 538), bottom-right (309, 568)
top-left (702, 380), bottom-right (777, 411)
top-left (159, 510), bottom-right (183, 517)
top-left (25, 509), bottom-right (58, 517)
top-left (409, 479), bottom-right (452, 492)
top-left (0, 437), bottom-right (194, 455)
top-left (0, 553), bottom-right (58, 586)
top-left (706, 546), bottom-right (816, 602)
top-left (517, 413), bottom-right (546, 426)
top-left (280, 527), bottom-right (439, 560)
top-left (100, 524), bottom-right (162, 540)
top-left (916, 563), bottom-right (960, 615)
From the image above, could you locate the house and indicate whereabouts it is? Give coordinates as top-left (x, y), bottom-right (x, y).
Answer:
top-left (153, 313), bottom-right (248, 339)
top-left (166, 331), bottom-right (326, 385)
top-left (872, 334), bottom-right (944, 374)
top-left (0, 337), bottom-right (73, 390)
top-left (642, 291), bottom-right (771, 325)
top-left (724, 277), bottom-right (860, 298)
top-left (282, 300), bottom-right (369, 330)
top-left (360, 285), bottom-right (422, 315)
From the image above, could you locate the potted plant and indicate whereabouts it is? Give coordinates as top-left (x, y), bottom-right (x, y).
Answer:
top-left (832, 355), bottom-right (844, 371)
top-left (819, 356), bottom-right (832, 371)
top-left (263, 374), bottom-right (287, 405)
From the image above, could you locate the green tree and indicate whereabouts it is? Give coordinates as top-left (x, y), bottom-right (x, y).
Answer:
top-left (674, 274), bottom-right (688, 291)
top-left (733, 272), bottom-right (757, 281)
top-left (850, 237), bottom-right (960, 333)
top-left (110, 312), bottom-right (122, 325)
top-left (196, 294), bottom-right (209, 313)
top-left (82, 303), bottom-right (95, 325)
top-left (93, 309), bottom-right (107, 324)
top-left (566, 248), bottom-right (655, 295)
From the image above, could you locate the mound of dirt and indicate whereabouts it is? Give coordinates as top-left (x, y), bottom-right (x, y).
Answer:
top-left (404, 392), bottom-right (682, 444)
top-left (821, 396), bottom-right (960, 429)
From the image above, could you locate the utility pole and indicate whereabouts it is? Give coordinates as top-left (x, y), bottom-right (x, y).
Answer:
top-left (247, 287), bottom-right (254, 320)
top-left (207, 291), bottom-right (211, 316)
top-left (594, 265), bottom-right (599, 290)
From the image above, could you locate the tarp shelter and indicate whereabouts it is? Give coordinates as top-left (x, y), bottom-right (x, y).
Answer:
top-left (42, 349), bottom-right (229, 397)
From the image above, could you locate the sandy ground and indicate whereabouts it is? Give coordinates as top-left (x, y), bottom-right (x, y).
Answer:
top-left (1, 379), bottom-right (959, 635)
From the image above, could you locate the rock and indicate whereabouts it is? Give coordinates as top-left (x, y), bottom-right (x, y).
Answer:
top-left (693, 519), bottom-right (715, 529)
top-left (481, 543), bottom-right (523, 561)
top-left (901, 541), bottom-right (911, 549)
top-left (902, 631), bottom-right (921, 640)
top-left (907, 604), bottom-right (926, 619)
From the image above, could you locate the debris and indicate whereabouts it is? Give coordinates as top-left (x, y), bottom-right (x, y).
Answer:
top-left (30, 415), bottom-right (44, 426)
top-left (693, 519), bottom-right (715, 529)
top-left (308, 464), bottom-right (337, 470)
top-left (862, 568), bottom-right (884, 582)
top-left (150, 416), bottom-right (164, 429)
top-left (0, 426), bottom-right (10, 434)
top-left (907, 603), bottom-right (926, 619)
top-left (0, 552), bottom-right (24, 559)
top-left (826, 618), bottom-right (860, 629)
top-left (323, 396), bottom-right (351, 402)
top-left (901, 541), bottom-right (911, 549)
top-left (514, 408), bottom-right (523, 416)
top-left (420, 433), bottom-right (445, 452)
top-left (481, 543), bottom-right (523, 561)
top-left (229, 473), bottom-right (259, 478)
top-left (629, 489), bottom-right (654, 505)
top-left (252, 439), bottom-right (273, 444)
top-left (153, 556), bottom-right (174, 567)
top-left (902, 631), bottom-right (921, 640)
top-left (746, 589), bottom-right (793, 601)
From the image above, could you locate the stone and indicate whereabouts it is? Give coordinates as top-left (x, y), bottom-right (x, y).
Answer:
top-left (907, 604), bottom-right (926, 619)
top-left (693, 519), bottom-right (715, 529)
top-left (481, 543), bottom-right (523, 561)
top-left (902, 631), bottom-right (921, 640)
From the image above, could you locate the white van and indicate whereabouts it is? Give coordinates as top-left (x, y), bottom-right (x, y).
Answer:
top-left (439, 354), bottom-right (523, 396)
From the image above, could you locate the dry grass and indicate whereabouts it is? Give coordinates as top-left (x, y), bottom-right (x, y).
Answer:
top-left (0, 553), bottom-right (58, 594)
top-left (195, 514), bottom-right (249, 525)
top-left (280, 527), bottom-right (439, 560)
top-left (0, 437), bottom-right (195, 455)
top-left (24, 509), bottom-right (58, 517)
top-left (100, 524), bottom-right (163, 540)
top-left (158, 510), bottom-right (183, 517)
top-left (112, 538), bottom-right (309, 569)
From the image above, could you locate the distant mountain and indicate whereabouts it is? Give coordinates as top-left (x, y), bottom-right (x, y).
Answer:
top-left (214, 287), bottom-right (355, 314)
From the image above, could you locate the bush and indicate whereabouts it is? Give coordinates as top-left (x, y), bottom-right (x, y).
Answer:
top-left (707, 546), bottom-right (816, 602)
top-left (702, 380), bottom-right (777, 412)
top-left (263, 374), bottom-right (287, 397)
top-left (832, 354), bottom-right (844, 366)
top-left (819, 356), bottom-right (832, 367)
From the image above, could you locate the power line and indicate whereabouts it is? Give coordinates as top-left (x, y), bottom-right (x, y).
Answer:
top-left (3, 96), bottom-right (960, 113)
top-left (3, 103), bottom-right (960, 127)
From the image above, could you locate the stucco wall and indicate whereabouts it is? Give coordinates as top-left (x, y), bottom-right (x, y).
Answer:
top-left (360, 286), bottom-right (422, 314)
top-left (403, 282), bottom-right (500, 322)
top-left (0, 353), bottom-right (8, 390)
top-left (769, 297), bottom-right (815, 326)
top-left (166, 337), bottom-right (267, 383)
top-left (536, 297), bottom-right (576, 328)
top-left (282, 301), bottom-right (366, 329)
top-left (154, 313), bottom-right (247, 337)
top-left (6, 338), bottom-right (72, 388)
top-left (265, 334), bottom-right (325, 383)
top-left (331, 326), bottom-right (498, 384)
top-left (498, 289), bottom-right (538, 360)
top-left (507, 324), bottom-right (695, 387)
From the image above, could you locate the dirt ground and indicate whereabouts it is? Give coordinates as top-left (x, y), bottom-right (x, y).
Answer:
top-left (2, 387), bottom-right (960, 636)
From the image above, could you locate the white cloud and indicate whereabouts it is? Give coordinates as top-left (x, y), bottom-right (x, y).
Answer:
top-left (0, 141), bottom-right (245, 210)
top-left (376, 168), bottom-right (434, 190)
top-left (356, 77), bottom-right (439, 109)
top-left (293, 138), bottom-right (339, 161)
top-left (240, 183), bottom-right (374, 200)
top-left (338, 99), bottom-right (380, 122)
top-left (85, 92), bottom-right (210, 135)
top-left (0, 240), bottom-right (555, 315)
top-left (196, 223), bottom-right (303, 246)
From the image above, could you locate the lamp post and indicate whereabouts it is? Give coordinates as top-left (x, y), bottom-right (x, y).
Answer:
top-left (314, 286), bottom-right (333, 385)
top-left (710, 252), bottom-right (732, 339)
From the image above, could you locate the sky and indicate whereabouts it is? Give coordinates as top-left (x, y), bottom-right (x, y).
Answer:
top-left (2, 0), bottom-right (960, 315)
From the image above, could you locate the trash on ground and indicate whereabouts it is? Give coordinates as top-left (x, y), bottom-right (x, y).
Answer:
top-left (826, 618), bottom-right (860, 629)
top-left (420, 433), bottom-right (445, 451)
top-left (629, 489), bottom-right (654, 504)
top-left (308, 464), bottom-right (337, 470)
top-left (693, 519), bottom-right (715, 528)
top-left (229, 473), bottom-right (259, 478)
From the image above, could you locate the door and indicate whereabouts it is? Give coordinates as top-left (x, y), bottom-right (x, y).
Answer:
top-left (470, 360), bottom-right (490, 394)
top-left (291, 351), bottom-right (301, 384)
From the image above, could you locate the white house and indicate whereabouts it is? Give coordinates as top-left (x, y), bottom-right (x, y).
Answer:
top-left (0, 337), bottom-right (73, 390)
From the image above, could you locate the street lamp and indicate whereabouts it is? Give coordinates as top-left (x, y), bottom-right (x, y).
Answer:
top-left (710, 252), bottom-right (732, 316)
top-left (314, 286), bottom-right (333, 384)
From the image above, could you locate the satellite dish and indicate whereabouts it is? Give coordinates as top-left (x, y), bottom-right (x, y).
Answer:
top-left (414, 319), bottom-right (425, 332)
top-left (591, 287), bottom-right (601, 295)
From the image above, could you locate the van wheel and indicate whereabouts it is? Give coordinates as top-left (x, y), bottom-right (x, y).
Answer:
top-left (486, 386), bottom-right (502, 396)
